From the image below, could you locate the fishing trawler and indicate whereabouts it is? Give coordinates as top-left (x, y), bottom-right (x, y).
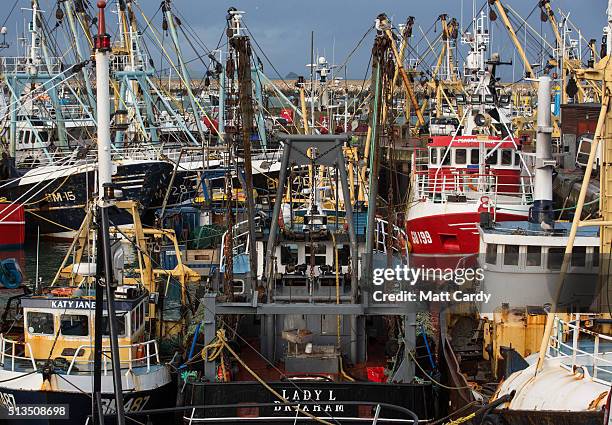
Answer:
top-left (406, 11), bottom-right (533, 261)
top-left (1, 158), bottom-right (173, 238)
top-left (440, 76), bottom-right (600, 393)
top-left (0, 0), bottom-right (178, 239)
top-left (171, 134), bottom-right (436, 424)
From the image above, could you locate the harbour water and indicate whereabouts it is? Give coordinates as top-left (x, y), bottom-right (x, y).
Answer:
top-left (1, 241), bottom-right (69, 288)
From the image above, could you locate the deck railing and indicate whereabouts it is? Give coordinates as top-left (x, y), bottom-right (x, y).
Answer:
top-left (547, 314), bottom-right (612, 385)
top-left (66, 339), bottom-right (161, 376)
top-left (0, 56), bottom-right (63, 74)
top-left (412, 170), bottom-right (533, 206)
top-left (0, 334), bottom-right (37, 371)
top-left (374, 218), bottom-right (409, 257)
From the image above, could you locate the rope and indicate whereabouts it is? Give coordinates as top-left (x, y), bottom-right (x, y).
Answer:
top-left (1, 0), bottom-right (18, 28)
top-left (408, 350), bottom-right (472, 391)
top-left (445, 412), bottom-right (476, 425)
top-left (211, 329), bottom-right (335, 425)
top-left (26, 208), bottom-right (79, 233)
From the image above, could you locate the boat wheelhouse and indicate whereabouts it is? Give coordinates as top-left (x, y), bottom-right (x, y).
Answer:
top-left (0, 287), bottom-right (174, 424)
top-left (406, 9), bottom-right (534, 260)
top-left (407, 134), bottom-right (533, 257)
top-left (0, 196), bottom-right (200, 424)
top-left (478, 220), bottom-right (599, 314)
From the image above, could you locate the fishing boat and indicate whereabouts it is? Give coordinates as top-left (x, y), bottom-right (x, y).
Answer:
top-left (406, 11), bottom-right (533, 262)
top-left (0, 0), bottom-right (179, 239)
top-left (1, 158), bottom-right (173, 238)
top-left (0, 285), bottom-right (175, 424)
top-left (173, 134), bottom-right (436, 424)
top-left (477, 75), bottom-right (600, 314)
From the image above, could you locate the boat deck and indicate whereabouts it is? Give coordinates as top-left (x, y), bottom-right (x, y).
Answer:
top-left (233, 337), bottom-right (391, 382)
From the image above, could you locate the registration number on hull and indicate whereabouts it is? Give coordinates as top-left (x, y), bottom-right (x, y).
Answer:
top-left (410, 230), bottom-right (432, 245)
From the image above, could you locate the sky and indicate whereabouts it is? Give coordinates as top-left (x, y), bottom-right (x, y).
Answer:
top-left (5, 0), bottom-right (610, 80)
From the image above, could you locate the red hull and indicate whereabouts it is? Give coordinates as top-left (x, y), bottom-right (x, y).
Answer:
top-left (406, 211), bottom-right (525, 256)
top-left (0, 203), bottom-right (25, 248)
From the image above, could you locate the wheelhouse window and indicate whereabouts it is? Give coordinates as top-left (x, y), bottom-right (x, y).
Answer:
top-left (486, 243), bottom-right (497, 265)
top-left (27, 312), bottom-right (54, 335)
top-left (571, 246), bottom-right (586, 267)
top-left (305, 244), bottom-right (327, 266)
top-left (280, 244), bottom-right (299, 265)
top-left (60, 314), bottom-right (89, 337)
top-left (501, 149), bottom-right (513, 166)
top-left (547, 247), bottom-right (565, 270)
top-left (102, 314), bottom-right (127, 337)
top-left (527, 246), bottom-right (541, 266)
top-left (594, 247), bottom-right (600, 267)
top-left (441, 148), bottom-right (451, 165)
top-left (503, 245), bottom-right (519, 266)
top-left (486, 149), bottom-right (497, 165)
top-left (430, 148), bottom-right (438, 165)
top-left (470, 149), bottom-right (479, 165)
top-left (454, 149), bottom-right (467, 165)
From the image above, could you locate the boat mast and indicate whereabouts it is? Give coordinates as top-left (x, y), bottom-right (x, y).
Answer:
top-left (162, 0), bottom-right (206, 141)
top-left (363, 18), bottom-right (385, 287)
top-left (310, 31), bottom-right (315, 132)
top-left (92, 2), bottom-right (126, 424)
top-left (31, 0), bottom-right (68, 148)
top-left (530, 75), bottom-right (554, 226)
top-left (63, 0), bottom-right (97, 116)
top-left (230, 24), bottom-right (258, 293)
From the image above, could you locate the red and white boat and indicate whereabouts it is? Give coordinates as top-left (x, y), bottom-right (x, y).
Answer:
top-left (405, 11), bottom-right (533, 261)
top-left (407, 135), bottom-right (532, 257)
top-left (0, 201), bottom-right (25, 248)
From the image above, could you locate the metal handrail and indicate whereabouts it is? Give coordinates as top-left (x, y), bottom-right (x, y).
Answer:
top-left (1, 56), bottom-right (63, 74)
top-left (374, 217), bottom-right (409, 258)
top-left (547, 315), bottom-right (612, 385)
top-left (65, 339), bottom-right (160, 375)
top-left (413, 172), bottom-right (532, 204)
top-left (0, 334), bottom-right (37, 371)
